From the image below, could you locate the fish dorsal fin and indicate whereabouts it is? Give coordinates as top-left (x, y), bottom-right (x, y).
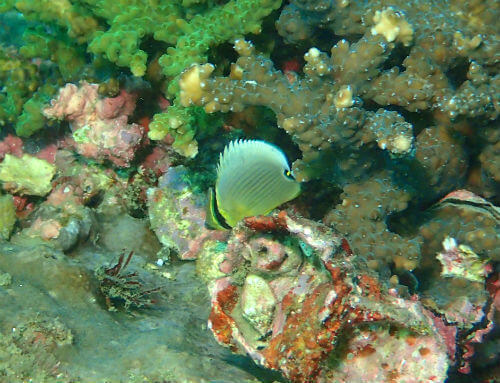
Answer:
top-left (217, 139), bottom-right (289, 176)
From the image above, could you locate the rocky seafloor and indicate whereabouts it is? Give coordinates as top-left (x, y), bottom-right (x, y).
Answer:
top-left (0, 1), bottom-right (499, 382)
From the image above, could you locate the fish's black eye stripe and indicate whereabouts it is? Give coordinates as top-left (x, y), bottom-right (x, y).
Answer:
top-left (283, 169), bottom-right (296, 180)
top-left (212, 188), bottom-right (232, 229)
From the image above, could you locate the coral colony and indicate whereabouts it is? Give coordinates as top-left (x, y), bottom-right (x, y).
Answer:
top-left (0, 0), bottom-right (498, 382)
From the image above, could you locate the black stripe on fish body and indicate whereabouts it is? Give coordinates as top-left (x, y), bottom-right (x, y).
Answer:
top-left (205, 187), bottom-right (232, 230)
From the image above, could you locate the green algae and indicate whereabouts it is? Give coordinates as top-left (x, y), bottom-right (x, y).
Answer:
top-left (0, 154), bottom-right (56, 196)
top-left (1, 0), bottom-right (280, 152)
top-left (195, 240), bottom-right (228, 285)
top-left (0, 194), bottom-right (16, 240)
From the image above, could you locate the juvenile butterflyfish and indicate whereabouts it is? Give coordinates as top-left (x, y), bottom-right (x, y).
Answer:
top-left (206, 139), bottom-right (301, 230)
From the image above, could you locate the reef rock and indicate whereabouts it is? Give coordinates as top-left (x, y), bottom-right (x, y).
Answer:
top-left (196, 212), bottom-right (454, 383)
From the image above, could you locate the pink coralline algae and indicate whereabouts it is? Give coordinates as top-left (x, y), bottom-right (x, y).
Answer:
top-left (138, 146), bottom-right (171, 178)
top-left (43, 82), bottom-right (145, 167)
top-left (0, 134), bottom-right (24, 159)
top-left (19, 183), bottom-right (93, 251)
top-left (0, 134), bottom-right (58, 165)
top-left (196, 212), bottom-right (453, 383)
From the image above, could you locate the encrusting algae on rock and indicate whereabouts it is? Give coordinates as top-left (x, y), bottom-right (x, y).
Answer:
top-left (437, 236), bottom-right (491, 283)
top-left (0, 154), bottom-right (55, 196)
top-left (197, 212), bottom-right (454, 382)
top-left (0, 194), bottom-right (16, 240)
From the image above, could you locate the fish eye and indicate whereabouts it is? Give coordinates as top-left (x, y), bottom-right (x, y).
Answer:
top-left (283, 169), bottom-right (296, 180)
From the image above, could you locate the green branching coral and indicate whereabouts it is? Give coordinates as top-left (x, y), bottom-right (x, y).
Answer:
top-left (87, 0), bottom-right (183, 77)
top-left (0, 42), bottom-right (74, 136)
top-left (158, 0), bottom-right (282, 81)
top-left (0, 7), bottom-right (88, 136)
top-left (2, 0), bottom-right (281, 155)
top-left (15, 84), bottom-right (58, 137)
top-left (20, 28), bottom-right (86, 81)
top-left (0, 0), bottom-right (16, 13)
top-left (149, 104), bottom-right (199, 157)
top-left (82, 0), bottom-right (281, 82)
top-left (88, 0), bottom-right (282, 153)
top-left (151, 0), bottom-right (282, 154)
top-left (0, 46), bottom-right (33, 126)
top-left (12, 0), bottom-right (99, 42)
top-left (150, 104), bottom-right (223, 157)
top-left (0, 44), bottom-right (49, 132)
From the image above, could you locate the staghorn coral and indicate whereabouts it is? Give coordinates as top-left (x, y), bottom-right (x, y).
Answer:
top-left (177, 11), bottom-right (498, 271)
top-left (178, 36), bottom-right (434, 267)
top-left (177, 1), bottom-right (498, 189)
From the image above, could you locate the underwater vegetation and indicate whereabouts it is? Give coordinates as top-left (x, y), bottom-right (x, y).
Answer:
top-left (0, 0), bottom-right (498, 382)
top-left (95, 250), bottom-right (162, 311)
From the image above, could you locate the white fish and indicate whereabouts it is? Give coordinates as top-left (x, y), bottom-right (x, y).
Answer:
top-left (206, 139), bottom-right (301, 229)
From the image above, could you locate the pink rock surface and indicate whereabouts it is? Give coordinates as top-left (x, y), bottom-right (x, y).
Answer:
top-left (201, 213), bottom-right (454, 383)
top-left (44, 82), bottom-right (145, 167)
top-left (0, 134), bottom-right (23, 159)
